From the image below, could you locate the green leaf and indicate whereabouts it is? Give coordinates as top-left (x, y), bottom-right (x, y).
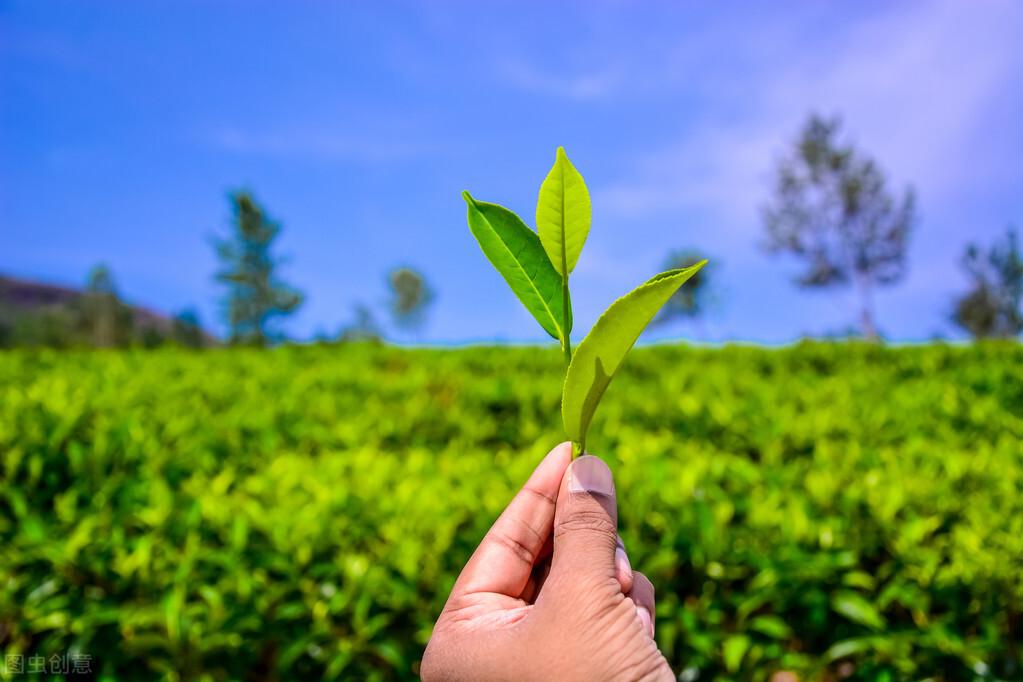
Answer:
top-left (562, 262), bottom-right (706, 448)
top-left (832, 590), bottom-right (885, 630)
top-left (749, 615), bottom-right (792, 640)
top-left (824, 636), bottom-right (878, 662)
top-left (723, 634), bottom-right (751, 673)
top-left (536, 146), bottom-right (591, 277)
top-left (463, 191), bottom-right (570, 340)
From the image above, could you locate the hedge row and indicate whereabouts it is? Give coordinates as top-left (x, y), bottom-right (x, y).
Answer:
top-left (1, 343), bottom-right (1021, 680)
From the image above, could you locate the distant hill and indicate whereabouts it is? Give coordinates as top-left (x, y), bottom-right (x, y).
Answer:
top-left (0, 274), bottom-right (215, 347)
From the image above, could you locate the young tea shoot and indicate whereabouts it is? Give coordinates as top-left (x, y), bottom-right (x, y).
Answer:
top-left (464, 147), bottom-right (706, 456)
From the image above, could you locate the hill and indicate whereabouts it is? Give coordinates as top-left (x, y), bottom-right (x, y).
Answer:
top-left (0, 274), bottom-right (213, 346)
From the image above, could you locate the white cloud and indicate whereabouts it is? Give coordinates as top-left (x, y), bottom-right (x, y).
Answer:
top-left (583, 0), bottom-right (1021, 338)
top-left (597, 0), bottom-right (1022, 220)
top-left (599, 126), bottom-right (777, 225)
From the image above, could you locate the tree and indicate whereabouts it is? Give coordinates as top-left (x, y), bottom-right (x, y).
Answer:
top-left (339, 303), bottom-right (382, 343)
top-left (172, 308), bottom-right (206, 348)
top-left (77, 264), bottom-right (134, 347)
top-left (0, 305), bottom-right (76, 349)
top-left (651, 249), bottom-right (713, 329)
top-left (762, 115), bottom-right (916, 339)
top-left (387, 266), bottom-right (434, 338)
top-left (214, 191), bottom-right (303, 346)
top-left (952, 227), bottom-right (1023, 339)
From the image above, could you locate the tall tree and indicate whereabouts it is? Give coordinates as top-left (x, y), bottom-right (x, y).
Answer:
top-left (762, 115), bottom-right (916, 339)
top-left (77, 264), bottom-right (134, 347)
top-left (214, 191), bottom-right (303, 346)
top-left (387, 266), bottom-right (434, 338)
top-left (952, 227), bottom-right (1023, 339)
top-left (339, 303), bottom-right (382, 343)
top-left (651, 249), bottom-right (713, 330)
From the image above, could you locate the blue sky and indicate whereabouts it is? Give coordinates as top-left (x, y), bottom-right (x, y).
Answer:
top-left (2, 0), bottom-right (1021, 343)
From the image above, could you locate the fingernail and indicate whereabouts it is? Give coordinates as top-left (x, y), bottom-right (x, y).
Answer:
top-left (637, 606), bottom-right (653, 638)
top-left (615, 546), bottom-right (632, 577)
top-left (568, 456), bottom-right (614, 496)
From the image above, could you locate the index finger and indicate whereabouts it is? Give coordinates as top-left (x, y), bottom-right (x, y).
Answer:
top-left (452, 442), bottom-right (572, 599)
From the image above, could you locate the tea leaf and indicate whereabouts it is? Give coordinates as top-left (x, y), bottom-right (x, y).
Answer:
top-left (749, 615), bottom-right (792, 640)
top-left (832, 591), bottom-right (885, 630)
top-left (723, 634), bottom-right (751, 673)
top-left (536, 147), bottom-right (591, 277)
top-left (463, 191), bottom-right (570, 340)
top-left (824, 637), bottom-right (878, 662)
top-left (562, 262), bottom-right (706, 449)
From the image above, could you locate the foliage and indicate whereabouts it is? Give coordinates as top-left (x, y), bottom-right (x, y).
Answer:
top-left (77, 265), bottom-right (135, 348)
top-left (214, 191), bottom-right (303, 346)
top-left (387, 267), bottom-right (434, 336)
top-left (536, 146), bottom-right (592, 278)
top-left (653, 249), bottom-right (714, 328)
top-left (562, 267), bottom-right (702, 451)
top-left (171, 309), bottom-right (206, 349)
top-left (953, 227), bottom-right (1023, 339)
top-left (0, 303), bottom-right (79, 349)
top-left (465, 147), bottom-right (705, 453)
top-left (762, 115), bottom-right (916, 339)
top-left (338, 304), bottom-right (383, 343)
top-left (463, 194), bottom-right (568, 341)
top-left (1, 343), bottom-right (1021, 681)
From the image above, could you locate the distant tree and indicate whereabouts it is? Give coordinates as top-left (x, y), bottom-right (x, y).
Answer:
top-left (339, 303), bottom-right (383, 343)
top-left (651, 249), bottom-right (713, 329)
top-left (172, 308), bottom-right (205, 348)
top-left (952, 227), bottom-right (1023, 339)
top-left (214, 191), bottom-right (303, 346)
top-left (77, 264), bottom-right (134, 347)
top-left (17, 308), bottom-right (77, 348)
top-left (762, 114), bottom-right (916, 340)
top-left (0, 304), bottom-right (74, 348)
top-left (387, 266), bottom-right (434, 338)
top-left (139, 326), bottom-right (168, 348)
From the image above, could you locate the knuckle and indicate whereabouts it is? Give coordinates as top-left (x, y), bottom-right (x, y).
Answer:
top-left (520, 484), bottom-right (556, 509)
top-left (616, 650), bottom-right (674, 682)
top-left (555, 508), bottom-right (616, 538)
top-left (486, 527), bottom-right (535, 566)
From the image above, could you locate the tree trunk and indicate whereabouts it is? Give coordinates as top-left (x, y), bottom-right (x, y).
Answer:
top-left (857, 274), bottom-right (878, 341)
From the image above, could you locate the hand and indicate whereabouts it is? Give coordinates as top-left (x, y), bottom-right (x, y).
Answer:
top-left (421, 443), bottom-right (672, 681)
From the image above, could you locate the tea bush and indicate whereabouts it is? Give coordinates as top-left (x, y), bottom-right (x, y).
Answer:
top-left (1, 343), bottom-right (1020, 680)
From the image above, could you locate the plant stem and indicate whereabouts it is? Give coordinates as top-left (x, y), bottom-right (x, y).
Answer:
top-left (561, 277), bottom-right (572, 367)
top-left (561, 258), bottom-right (574, 455)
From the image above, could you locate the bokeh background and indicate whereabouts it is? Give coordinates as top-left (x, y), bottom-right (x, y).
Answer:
top-left (3, 0), bottom-right (1021, 343)
top-left (2, 2), bottom-right (1022, 681)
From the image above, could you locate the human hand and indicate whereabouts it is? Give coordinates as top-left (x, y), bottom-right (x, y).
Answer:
top-left (421, 443), bottom-right (672, 681)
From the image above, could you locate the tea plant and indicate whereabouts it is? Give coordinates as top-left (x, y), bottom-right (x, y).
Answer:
top-left (3, 344), bottom-right (1021, 680)
top-left (464, 147), bottom-right (706, 455)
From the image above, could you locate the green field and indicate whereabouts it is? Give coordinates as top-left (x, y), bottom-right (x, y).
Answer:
top-left (1, 343), bottom-right (1021, 681)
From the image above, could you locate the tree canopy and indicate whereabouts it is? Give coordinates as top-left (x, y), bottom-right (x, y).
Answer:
top-left (214, 191), bottom-right (303, 346)
top-left (952, 227), bottom-right (1022, 339)
top-left (762, 115), bottom-right (916, 339)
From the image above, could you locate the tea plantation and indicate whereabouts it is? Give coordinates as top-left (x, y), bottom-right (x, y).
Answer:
top-left (1, 343), bottom-right (1021, 681)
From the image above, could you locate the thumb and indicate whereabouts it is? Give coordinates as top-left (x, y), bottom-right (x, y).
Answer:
top-left (550, 455), bottom-right (619, 582)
